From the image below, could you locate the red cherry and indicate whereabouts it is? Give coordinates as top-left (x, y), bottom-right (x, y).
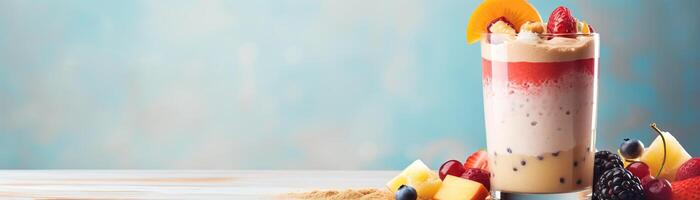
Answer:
top-left (641, 175), bottom-right (655, 187)
top-left (644, 178), bottom-right (673, 200)
top-left (439, 160), bottom-right (466, 180)
top-left (626, 161), bottom-right (651, 179)
top-left (460, 168), bottom-right (491, 190)
top-left (547, 6), bottom-right (577, 35)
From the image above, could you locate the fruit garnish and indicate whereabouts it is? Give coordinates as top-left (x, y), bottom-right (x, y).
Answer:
top-left (636, 123), bottom-right (678, 200)
top-left (672, 176), bottom-right (700, 200)
top-left (433, 175), bottom-right (489, 200)
top-left (520, 21), bottom-right (545, 33)
top-left (618, 149), bottom-right (635, 168)
top-left (588, 24), bottom-right (596, 33)
top-left (463, 151), bottom-right (489, 171)
top-left (395, 185), bottom-right (418, 200)
top-left (640, 175), bottom-right (655, 186)
top-left (593, 168), bottom-right (645, 200)
top-left (594, 150), bottom-right (623, 190)
top-left (619, 138), bottom-right (645, 160)
top-left (387, 160), bottom-right (442, 199)
top-left (439, 160), bottom-right (466, 181)
top-left (644, 178), bottom-right (672, 200)
top-left (626, 161), bottom-right (651, 180)
top-left (578, 21), bottom-right (592, 34)
top-left (488, 18), bottom-right (516, 35)
top-left (546, 6), bottom-right (577, 35)
top-left (460, 168), bottom-right (490, 190)
top-left (675, 157), bottom-right (700, 181)
top-left (641, 123), bottom-right (692, 180)
top-left (465, 0), bottom-right (542, 44)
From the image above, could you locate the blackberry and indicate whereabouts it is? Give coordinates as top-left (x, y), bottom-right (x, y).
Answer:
top-left (594, 151), bottom-right (623, 186)
top-left (594, 168), bottom-right (644, 200)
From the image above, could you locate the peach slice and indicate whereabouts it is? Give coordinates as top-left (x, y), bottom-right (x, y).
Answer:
top-left (466, 0), bottom-right (543, 44)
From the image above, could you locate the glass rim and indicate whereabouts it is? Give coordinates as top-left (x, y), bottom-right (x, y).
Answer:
top-left (483, 32), bottom-right (599, 37)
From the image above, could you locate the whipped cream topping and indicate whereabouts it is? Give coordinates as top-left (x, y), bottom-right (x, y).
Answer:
top-left (481, 34), bottom-right (598, 62)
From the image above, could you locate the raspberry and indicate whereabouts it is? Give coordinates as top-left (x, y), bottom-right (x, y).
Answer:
top-left (547, 6), bottom-right (577, 35)
top-left (594, 168), bottom-right (644, 200)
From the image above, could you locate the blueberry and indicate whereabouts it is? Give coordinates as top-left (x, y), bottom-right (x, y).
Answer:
top-left (619, 138), bottom-right (644, 159)
top-left (395, 185), bottom-right (417, 200)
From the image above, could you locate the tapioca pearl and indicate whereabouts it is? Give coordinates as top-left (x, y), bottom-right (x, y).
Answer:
top-left (520, 160), bottom-right (526, 166)
top-left (512, 167), bottom-right (518, 172)
top-left (537, 155), bottom-right (544, 161)
top-left (526, 113), bottom-right (530, 117)
top-left (552, 151), bottom-right (560, 157)
top-left (507, 148), bottom-right (512, 154)
top-left (576, 179), bottom-right (582, 185)
top-left (556, 127), bottom-right (562, 131)
top-left (565, 110), bottom-right (570, 115)
top-left (559, 177), bottom-right (565, 184)
top-left (573, 161), bottom-right (578, 167)
top-left (530, 121), bottom-right (538, 126)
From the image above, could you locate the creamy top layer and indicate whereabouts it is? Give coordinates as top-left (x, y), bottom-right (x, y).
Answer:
top-left (481, 34), bottom-right (597, 62)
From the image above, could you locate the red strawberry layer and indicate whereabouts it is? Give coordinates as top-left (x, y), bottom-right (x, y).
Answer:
top-left (482, 58), bottom-right (595, 87)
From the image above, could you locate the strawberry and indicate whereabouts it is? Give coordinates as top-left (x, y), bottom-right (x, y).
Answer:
top-left (464, 151), bottom-right (489, 171)
top-left (676, 158), bottom-right (700, 181)
top-left (588, 24), bottom-right (596, 33)
top-left (547, 6), bottom-right (577, 35)
top-left (672, 176), bottom-right (700, 200)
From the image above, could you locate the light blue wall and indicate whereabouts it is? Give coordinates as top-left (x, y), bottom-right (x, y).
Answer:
top-left (1, 0), bottom-right (698, 169)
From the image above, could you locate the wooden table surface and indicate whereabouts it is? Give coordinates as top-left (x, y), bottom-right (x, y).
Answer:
top-left (0, 170), bottom-right (396, 199)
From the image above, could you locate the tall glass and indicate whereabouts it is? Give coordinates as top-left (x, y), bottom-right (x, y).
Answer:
top-left (481, 33), bottom-right (599, 199)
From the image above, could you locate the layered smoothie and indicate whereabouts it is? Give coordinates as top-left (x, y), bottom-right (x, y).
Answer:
top-left (482, 34), bottom-right (598, 193)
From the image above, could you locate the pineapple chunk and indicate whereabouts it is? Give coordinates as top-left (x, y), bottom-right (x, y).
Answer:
top-left (434, 175), bottom-right (489, 200)
top-left (387, 160), bottom-right (442, 199)
top-left (640, 131), bottom-right (692, 180)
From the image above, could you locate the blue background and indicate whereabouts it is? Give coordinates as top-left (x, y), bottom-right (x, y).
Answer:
top-left (1, 0), bottom-right (698, 169)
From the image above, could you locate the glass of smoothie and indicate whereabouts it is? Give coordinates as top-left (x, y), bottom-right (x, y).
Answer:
top-left (481, 32), bottom-right (599, 198)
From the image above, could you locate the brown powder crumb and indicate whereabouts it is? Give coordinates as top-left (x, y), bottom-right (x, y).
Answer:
top-left (283, 188), bottom-right (393, 200)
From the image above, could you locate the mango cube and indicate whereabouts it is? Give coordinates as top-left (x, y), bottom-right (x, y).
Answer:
top-left (387, 160), bottom-right (442, 199)
top-left (434, 175), bottom-right (489, 200)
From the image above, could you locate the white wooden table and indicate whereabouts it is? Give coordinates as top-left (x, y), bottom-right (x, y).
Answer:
top-left (0, 170), bottom-right (396, 199)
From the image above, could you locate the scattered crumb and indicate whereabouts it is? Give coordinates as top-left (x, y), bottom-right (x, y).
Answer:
top-left (282, 188), bottom-right (394, 200)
